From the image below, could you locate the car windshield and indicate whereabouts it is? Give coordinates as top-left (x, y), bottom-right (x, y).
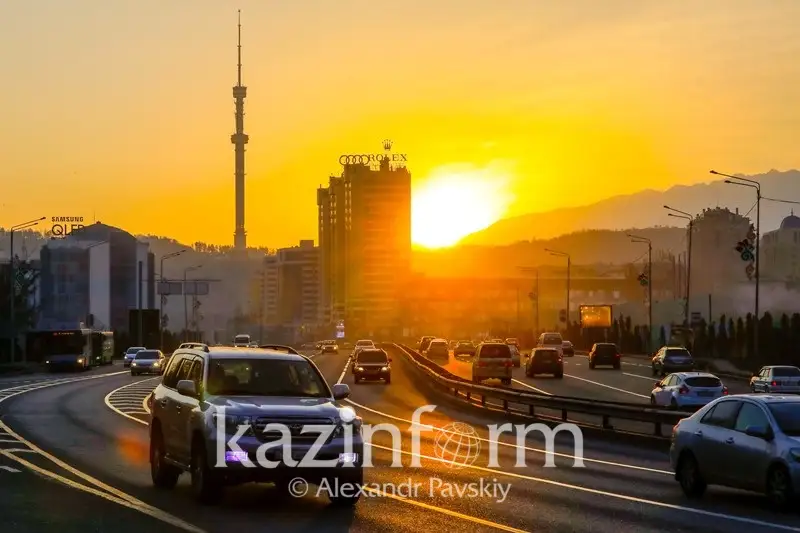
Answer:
top-left (773, 367), bottom-right (800, 377)
top-left (666, 349), bottom-right (692, 359)
top-left (685, 376), bottom-right (721, 388)
top-left (480, 344), bottom-right (511, 358)
top-left (768, 403), bottom-right (800, 436)
top-left (126, 347), bottom-right (145, 354)
top-left (357, 351), bottom-right (388, 364)
top-left (134, 350), bottom-right (160, 360)
top-left (543, 335), bottom-right (561, 345)
top-left (429, 341), bottom-right (447, 348)
top-left (206, 358), bottom-right (328, 398)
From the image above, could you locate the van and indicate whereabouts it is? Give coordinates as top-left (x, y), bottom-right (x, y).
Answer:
top-left (470, 342), bottom-right (513, 385)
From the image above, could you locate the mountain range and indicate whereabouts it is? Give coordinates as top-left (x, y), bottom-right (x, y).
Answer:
top-left (461, 169), bottom-right (800, 246)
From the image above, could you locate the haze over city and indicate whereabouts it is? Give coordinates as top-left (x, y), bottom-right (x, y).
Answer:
top-left (2, 0), bottom-right (799, 248)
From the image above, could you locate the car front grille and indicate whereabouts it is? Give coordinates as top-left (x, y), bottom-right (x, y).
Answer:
top-left (252, 417), bottom-right (336, 443)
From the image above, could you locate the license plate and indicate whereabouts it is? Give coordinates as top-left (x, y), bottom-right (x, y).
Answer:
top-left (697, 391), bottom-right (713, 397)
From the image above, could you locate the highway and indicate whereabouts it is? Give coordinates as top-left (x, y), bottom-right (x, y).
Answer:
top-left (1, 349), bottom-right (799, 532)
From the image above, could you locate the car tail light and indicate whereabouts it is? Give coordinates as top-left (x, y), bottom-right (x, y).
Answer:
top-left (615, 353), bottom-right (620, 358)
top-left (771, 380), bottom-right (778, 387)
top-left (504, 360), bottom-right (513, 367)
top-left (722, 387), bottom-right (729, 395)
top-left (679, 386), bottom-right (689, 395)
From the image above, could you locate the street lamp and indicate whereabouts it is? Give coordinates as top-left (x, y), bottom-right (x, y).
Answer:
top-left (544, 248), bottom-right (570, 331)
top-left (183, 264), bottom-right (203, 342)
top-left (159, 250), bottom-right (187, 350)
top-left (664, 206), bottom-right (694, 326)
top-left (627, 233), bottom-right (653, 351)
top-left (8, 216), bottom-right (45, 363)
top-left (713, 169), bottom-right (761, 356)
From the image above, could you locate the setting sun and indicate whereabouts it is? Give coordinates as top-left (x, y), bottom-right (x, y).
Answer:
top-left (411, 163), bottom-right (515, 248)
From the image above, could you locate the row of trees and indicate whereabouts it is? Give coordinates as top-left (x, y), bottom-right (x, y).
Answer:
top-left (564, 312), bottom-right (800, 370)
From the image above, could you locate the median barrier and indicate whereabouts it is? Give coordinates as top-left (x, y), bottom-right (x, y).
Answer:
top-left (389, 343), bottom-right (689, 440)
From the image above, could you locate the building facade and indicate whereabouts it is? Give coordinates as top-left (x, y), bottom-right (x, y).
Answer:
top-left (689, 207), bottom-right (753, 295)
top-left (761, 213), bottom-right (800, 282)
top-left (317, 154), bottom-right (412, 337)
top-left (38, 223), bottom-right (155, 332)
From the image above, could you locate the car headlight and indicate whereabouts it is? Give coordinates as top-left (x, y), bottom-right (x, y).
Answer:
top-left (356, 366), bottom-right (364, 372)
top-left (77, 358), bottom-right (84, 364)
top-left (380, 366), bottom-right (388, 372)
top-left (131, 362), bottom-right (137, 367)
top-left (790, 449), bottom-right (800, 462)
top-left (153, 361), bottom-right (161, 367)
top-left (224, 415), bottom-right (253, 435)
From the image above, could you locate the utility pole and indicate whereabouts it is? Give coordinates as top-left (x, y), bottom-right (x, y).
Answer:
top-left (545, 248), bottom-right (571, 333)
top-left (628, 234), bottom-right (653, 351)
top-left (183, 265), bottom-right (203, 342)
top-left (664, 206), bottom-right (694, 326)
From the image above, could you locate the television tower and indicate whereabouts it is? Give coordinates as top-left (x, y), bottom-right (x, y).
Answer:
top-left (231, 10), bottom-right (248, 250)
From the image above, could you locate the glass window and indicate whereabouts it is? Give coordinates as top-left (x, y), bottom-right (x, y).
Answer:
top-left (162, 355), bottom-right (184, 388)
top-left (357, 350), bottom-right (388, 363)
top-left (174, 359), bottom-right (193, 385)
top-left (773, 367), bottom-right (800, 377)
top-left (700, 400), bottom-right (741, 429)
top-left (189, 360), bottom-right (203, 389)
top-left (205, 358), bottom-right (328, 398)
top-left (480, 344), bottom-right (511, 358)
top-left (134, 350), bottom-right (160, 360)
top-left (734, 402), bottom-right (769, 432)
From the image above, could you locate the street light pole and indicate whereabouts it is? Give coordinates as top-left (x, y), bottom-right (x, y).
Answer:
top-left (183, 265), bottom-right (202, 342)
top-left (628, 234), bottom-right (653, 351)
top-left (159, 250), bottom-right (186, 350)
top-left (664, 206), bottom-right (694, 326)
top-left (545, 248), bottom-right (571, 332)
top-left (714, 170), bottom-right (761, 357)
top-left (8, 217), bottom-right (45, 363)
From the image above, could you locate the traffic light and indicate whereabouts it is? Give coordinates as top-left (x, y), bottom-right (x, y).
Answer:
top-left (637, 273), bottom-right (649, 286)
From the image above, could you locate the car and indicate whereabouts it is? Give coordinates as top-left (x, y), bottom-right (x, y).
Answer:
top-left (652, 346), bottom-right (694, 376)
top-left (750, 366), bottom-right (800, 394)
top-left (424, 339), bottom-right (449, 363)
top-left (588, 342), bottom-right (621, 369)
top-left (123, 346), bottom-right (146, 367)
top-left (525, 348), bottom-right (563, 378)
top-left (352, 348), bottom-right (391, 384)
top-left (509, 344), bottom-right (521, 367)
top-left (352, 339), bottom-right (375, 357)
top-left (537, 332), bottom-right (564, 357)
top-left (670, 394), bottom-right (800, 509)
top-left (178, 342), bottom-right (208, 352)
top-left (131, 349), bottom-right (167, 376)
top-left (322, 342), bottom-right (339, 354)
top-left (418, 336), bottom-right (435, 353)
top-left (453, 340), bottom-right (476, 357)
top-left (148, 345), bottom-right (363, 505)
top-left (561, 340), bottom-right (575, 357)
top-left (505, 338), bottom-right (519, 348)
top-left (448, 340), bottom-right (458, 350)
top-left (471, 342), bottom-right (513, 385)
top-left (650, 372), bottom-right (728, 409)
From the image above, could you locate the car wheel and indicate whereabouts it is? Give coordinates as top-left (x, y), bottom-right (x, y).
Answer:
top-left (677, 453), bottom-right (706, 498)
top-left (767, 464), bottom-right (794, 510)
top-left (191, 439), bottom-right (222, 504)
top-left (384, 377), bottom-right (391, 384)
top-left (589, 362), bottom-right (595, 369)
top-left (150, 426), bottom-right (180, 489)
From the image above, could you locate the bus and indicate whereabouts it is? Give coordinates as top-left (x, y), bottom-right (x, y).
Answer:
top-left (233, 333), bottom-right (251, 347)
top-left (26, 329), bottom-right (114, 371)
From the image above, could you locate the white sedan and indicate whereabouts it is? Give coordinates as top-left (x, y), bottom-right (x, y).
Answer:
top-left (650, 372), bottom-right (728, 409)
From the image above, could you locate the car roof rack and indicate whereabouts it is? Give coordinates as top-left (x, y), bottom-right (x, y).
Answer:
top-left (181, 343), bottom-right (210, 352)
top-left (258, 344), bottom-right (300, 355)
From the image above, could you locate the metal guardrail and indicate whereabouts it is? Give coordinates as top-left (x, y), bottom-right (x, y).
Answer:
top-left (390, 343), bottom-right (689, 438)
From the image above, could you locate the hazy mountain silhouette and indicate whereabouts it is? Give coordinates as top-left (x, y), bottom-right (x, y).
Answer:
top-left (461, 169), bottom-right (800, 246)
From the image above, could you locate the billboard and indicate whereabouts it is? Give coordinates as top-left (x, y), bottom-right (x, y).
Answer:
top-left (579, 305), bottom-right (612, 328)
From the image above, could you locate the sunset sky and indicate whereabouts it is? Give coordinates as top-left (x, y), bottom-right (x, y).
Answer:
top-left (1, 0), bottom-right (799, 248)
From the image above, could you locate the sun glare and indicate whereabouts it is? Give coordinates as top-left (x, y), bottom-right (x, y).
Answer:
top-left (412, 164), bottom-right (515, 249)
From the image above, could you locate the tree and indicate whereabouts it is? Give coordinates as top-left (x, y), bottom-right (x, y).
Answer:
top-left (0, 259), bottom-right (40, 361)
top-left (717, 315), bottom-right (729, 359)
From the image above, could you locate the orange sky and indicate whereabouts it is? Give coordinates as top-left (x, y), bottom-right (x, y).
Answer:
top-left (1, 0), bottom-right (799, 248)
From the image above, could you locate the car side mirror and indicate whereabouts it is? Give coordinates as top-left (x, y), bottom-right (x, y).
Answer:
top-left (332, 384), bottom-right (350, 400)
top-left (176, 379), bottom-right (197, 398)
top-left (654, 382), bottom-right (661, 389)
top-left (744, 425), bottom-right (773, 441)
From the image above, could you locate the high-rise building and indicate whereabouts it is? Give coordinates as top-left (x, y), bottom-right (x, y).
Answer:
top-left (690, 207), bottom-right (752, 295)
top-left (761, 212), bottom-right (800, 281)
top-left (317, 145), bottom-right (411, 336)
top-left (231, 11), bottom-right (249, 251)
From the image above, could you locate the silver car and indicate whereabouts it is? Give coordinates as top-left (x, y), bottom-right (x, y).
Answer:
top-left (670, 394), bottom-right (800, 509)
top-left (123, 346), bottom-right (145, 367)
top-left (470, 342), bottom-right (513, 385)
top-left (750, 365), bottom-right (800, 394)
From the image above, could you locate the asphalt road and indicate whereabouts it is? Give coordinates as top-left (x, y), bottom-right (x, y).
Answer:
top-left (1, 349), bottom-right (799, 532)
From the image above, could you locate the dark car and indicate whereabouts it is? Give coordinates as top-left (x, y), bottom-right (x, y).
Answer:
top-left (525, 348), bottom-right (563, 378)
top-left (453, 341), bottom-right (476, 357)
top-left (418, 336), bottom-right (435, 353)
top-left (352, 348), bottom-right (391, 384)
top-left (588, 343), bottom-right (620, 369)
top-left (652, 346), bottom-right (694, 376)
top-left (131, 349), bottom-right (166, 376)
top-left (148, 346), bottom-right (363, 505)
top-left (561, 341), bottom-right (575, 357)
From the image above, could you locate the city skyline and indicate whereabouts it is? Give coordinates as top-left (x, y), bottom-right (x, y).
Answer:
top-left (2, 1), bottom-right (800, 248)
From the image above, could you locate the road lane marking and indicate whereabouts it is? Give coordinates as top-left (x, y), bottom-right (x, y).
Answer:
top-left (511, 379), bottom-right (552, 395)
top-left (0, 450), bottom-right (205, 533)
top-left (361, 485), bottom-right (530, 532)
top-left (379, 348), bottom-right (670, 474)
top-left (0, 465), bottom-right (21, 472)
top-left (365, 442), bottom-right (800, 532)
top-left (564, 374), bottom-right (649, 399)
top-left (103, 377), bottom-right (161, 424)
top-left (623, 372), bottom-right (655, 381)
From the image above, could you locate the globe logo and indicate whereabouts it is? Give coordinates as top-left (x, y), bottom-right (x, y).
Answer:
top-left (433, 422), bottom-right (481, 469)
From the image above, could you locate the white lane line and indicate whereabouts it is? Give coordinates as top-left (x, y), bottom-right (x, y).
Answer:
top-left (564, 374), bottom-right (649, 399)
top-left (104, 378), bottom-right (160, 424)
top-left (365, 442), bottom-right (800, 532)
top-left (624, 373), bottom-right (655, 381)
top-left (511, 380), bottom-right (552, 396)
top-left (336, 357), bottom-right (352, 384)
top-left (0, 465), bottom-right (21, 472)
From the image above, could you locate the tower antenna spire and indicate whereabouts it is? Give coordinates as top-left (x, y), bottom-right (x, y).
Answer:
top-left (237, 9), bottom-right (242, 86)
